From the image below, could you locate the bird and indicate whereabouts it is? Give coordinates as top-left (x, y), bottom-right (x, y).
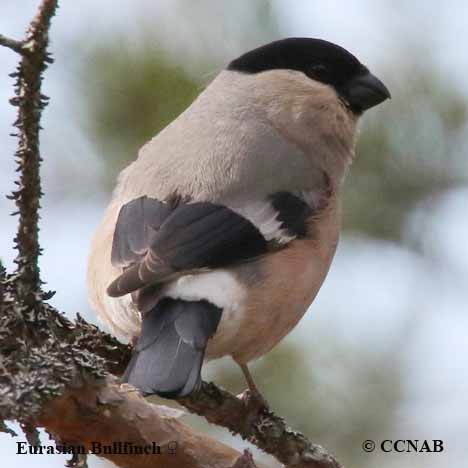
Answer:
top-left (87, 37), bottom-right (390, 402)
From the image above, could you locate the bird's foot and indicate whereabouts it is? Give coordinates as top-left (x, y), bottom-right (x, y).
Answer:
top-left (237, 388), bottom-right (269, 413)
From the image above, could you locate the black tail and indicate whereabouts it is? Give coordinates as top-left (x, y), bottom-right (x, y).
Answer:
top-left (123, 297), bottom-right (222, 398)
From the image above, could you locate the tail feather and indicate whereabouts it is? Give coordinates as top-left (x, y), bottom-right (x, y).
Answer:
top-left (123, 297), bottom-right (221, 398)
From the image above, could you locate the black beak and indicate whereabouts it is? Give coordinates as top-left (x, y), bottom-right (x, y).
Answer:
top-left (343, 72), bottom-right (391, 113)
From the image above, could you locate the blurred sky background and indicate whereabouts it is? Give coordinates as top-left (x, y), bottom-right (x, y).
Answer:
top-left (1, 1), bottom-right (468, 467)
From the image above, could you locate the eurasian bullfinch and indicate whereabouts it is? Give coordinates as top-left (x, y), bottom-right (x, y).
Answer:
top-left (87, 38), bottom-right (390, 399)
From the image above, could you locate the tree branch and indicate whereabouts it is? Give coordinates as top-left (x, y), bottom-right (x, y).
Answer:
top-left (35, 377), bottom-right (244, 468)
top-left (181, 384), bottom-right (343, 468)
top-left (0, 34), bottom-right (24, 54)
top-left (8, 0), bottom-right (58, 310)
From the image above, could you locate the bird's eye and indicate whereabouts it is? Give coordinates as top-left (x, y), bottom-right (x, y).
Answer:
top-left (310, 64), bottom-right (326, 73)
top-left (307, 64), bottom-right (329, 80)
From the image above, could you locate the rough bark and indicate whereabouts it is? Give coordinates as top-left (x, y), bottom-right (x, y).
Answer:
top-left (35, 377), bottom-right (242, 468)
top-left (8, 0), bottom-right (57, 308)
top-left (181, 384), bottom-right (342, 468)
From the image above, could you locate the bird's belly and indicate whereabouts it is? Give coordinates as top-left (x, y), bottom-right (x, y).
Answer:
top-left (206, 204), bottom-right (340, 363)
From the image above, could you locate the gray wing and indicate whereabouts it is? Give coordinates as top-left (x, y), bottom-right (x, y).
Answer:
top-left (108, 192), bottom-right (314, 299)
top-left (107, 195), bottom-right (269, 297)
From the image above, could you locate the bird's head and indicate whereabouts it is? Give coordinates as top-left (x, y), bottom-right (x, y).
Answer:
top-left (227, 37), bottom-right (390, 115)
